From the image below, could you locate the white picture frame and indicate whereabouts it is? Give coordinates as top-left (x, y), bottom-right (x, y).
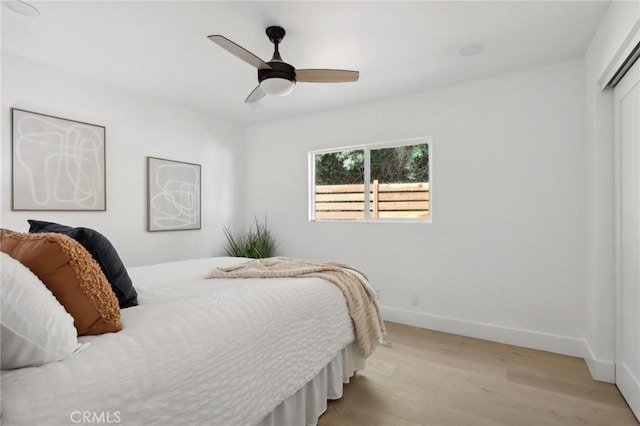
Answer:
top-left (147, 157), bottom-right (201, 232)
top-left (11, 108), bottom-right (106, 211)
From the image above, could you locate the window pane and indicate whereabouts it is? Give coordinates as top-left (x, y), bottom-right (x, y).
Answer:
top-left (314, 150), bottom-right (365, 220)
top-left (370, 143), bottom-right (429, 219)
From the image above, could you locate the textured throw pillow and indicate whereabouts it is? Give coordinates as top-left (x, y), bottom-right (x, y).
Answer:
top-left (0, 229), bottom-right (122, 335)
top-left (1, 252), bottom-right (82, 369)
top-left (28, 220), bottom-right (138, 308)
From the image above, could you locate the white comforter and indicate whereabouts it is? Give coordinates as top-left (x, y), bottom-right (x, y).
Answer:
top-left (1, 257), bottom-right (355, 426)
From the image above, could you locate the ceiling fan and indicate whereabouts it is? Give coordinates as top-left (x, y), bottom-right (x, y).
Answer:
top-left (207, 26), bottom-right (359, 103)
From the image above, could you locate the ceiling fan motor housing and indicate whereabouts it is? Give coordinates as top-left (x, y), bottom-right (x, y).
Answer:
top-left (258, 61), bottom-right (296, 84)
top-left (260, 26), bottom-right (296, 84)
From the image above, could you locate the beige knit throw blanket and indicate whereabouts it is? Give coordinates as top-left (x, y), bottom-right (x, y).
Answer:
top-left (206, 257), bottom-right (386, 358)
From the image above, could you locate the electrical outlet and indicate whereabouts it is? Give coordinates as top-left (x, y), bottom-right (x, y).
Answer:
top-left (376, 289), bottom-right (382, 300)
top-left (411, 294), bottom-right (420, 306)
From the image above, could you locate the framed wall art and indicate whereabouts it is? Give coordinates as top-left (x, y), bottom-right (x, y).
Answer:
top-left (147, 157), bottom-right (201, 232)
top-left (11, 108), bottom-right (106, 211)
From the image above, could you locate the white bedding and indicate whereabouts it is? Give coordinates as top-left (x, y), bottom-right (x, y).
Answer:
top-left (1, 257), bottom-right (355, 426)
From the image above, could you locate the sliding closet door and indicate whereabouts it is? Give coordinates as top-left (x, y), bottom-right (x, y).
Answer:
top-left (614, 57), bottom-right (640, 420)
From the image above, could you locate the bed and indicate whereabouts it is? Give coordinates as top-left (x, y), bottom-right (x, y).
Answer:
top-left (1, 255), bottom-right (381, 426)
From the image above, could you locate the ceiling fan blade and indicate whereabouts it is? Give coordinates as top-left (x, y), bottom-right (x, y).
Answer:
top-left (244, 85), bottom-right (266, 103)
top-left (296, 69), bottom-right (359, 83)
top-left (207, 35), bottom-right (271, 70)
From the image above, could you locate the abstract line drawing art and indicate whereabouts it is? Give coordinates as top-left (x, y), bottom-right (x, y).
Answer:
top-left (11, 108), bottom-right (106, 211)
top-left (147, 157), bottom-right (201, 231)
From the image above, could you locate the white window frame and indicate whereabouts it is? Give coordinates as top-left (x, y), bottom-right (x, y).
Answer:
top-left (308, 137), bottom-right (432, 223)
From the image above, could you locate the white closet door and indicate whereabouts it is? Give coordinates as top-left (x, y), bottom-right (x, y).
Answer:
top-left (614, 57), bottom-right (640, 420)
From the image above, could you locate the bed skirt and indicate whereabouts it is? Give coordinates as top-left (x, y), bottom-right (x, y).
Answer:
top-left (256, 341), bottom-right (365, 426)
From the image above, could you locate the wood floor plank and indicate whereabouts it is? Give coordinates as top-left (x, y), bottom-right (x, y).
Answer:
top-left (318, 322), bottom-right (639, 426)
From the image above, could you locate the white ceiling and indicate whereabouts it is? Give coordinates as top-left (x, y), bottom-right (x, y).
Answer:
top-left (2, 1), bottom-right (609, 125)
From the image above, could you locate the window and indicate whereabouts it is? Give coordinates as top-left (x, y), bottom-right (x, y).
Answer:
top-left (309, 138), bottom-right (431, 222)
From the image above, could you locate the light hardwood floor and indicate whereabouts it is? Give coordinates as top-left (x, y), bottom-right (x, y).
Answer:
top-left (319, 321), bottom-right (639, 426)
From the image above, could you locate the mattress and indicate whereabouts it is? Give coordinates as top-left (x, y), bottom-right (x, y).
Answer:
top-left (1, 257), bottom-right (356, 425)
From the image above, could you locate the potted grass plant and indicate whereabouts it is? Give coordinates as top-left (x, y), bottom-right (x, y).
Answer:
top-left (222, 217), bottom-right (277, 259)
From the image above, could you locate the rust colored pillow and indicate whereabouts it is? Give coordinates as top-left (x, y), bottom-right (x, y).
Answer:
top-left (0, 229), bottom-right (122, 335)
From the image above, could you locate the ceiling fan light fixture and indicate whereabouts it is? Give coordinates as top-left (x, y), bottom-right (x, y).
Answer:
top-left (260, 77), bottom-right (295, 96)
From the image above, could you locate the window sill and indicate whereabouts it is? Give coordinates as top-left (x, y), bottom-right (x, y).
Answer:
top-left (310, 218), bottom-right (432, 224)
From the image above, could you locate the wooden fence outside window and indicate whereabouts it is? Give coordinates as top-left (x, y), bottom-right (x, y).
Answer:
top-left (314, 180), bottom-right (430, 220)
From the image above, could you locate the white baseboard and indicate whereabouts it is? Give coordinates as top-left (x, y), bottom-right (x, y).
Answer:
top-left (379, 305), bottom-right (587, 359)
top-left (583, 341), bottom-right (616, 383)
top-left (617, 362), bottom-right (640, 420)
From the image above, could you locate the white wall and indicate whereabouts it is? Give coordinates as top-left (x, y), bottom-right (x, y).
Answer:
top-left (246, 60), bottom-right (588, 357)
top-left (584, 1), bottom-right (640, 382)
top-left (1, 53), bottom-right (246, 267)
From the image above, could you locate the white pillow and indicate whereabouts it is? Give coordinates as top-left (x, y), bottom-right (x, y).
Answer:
top-left (1, 252), bottom-right (81, 369)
